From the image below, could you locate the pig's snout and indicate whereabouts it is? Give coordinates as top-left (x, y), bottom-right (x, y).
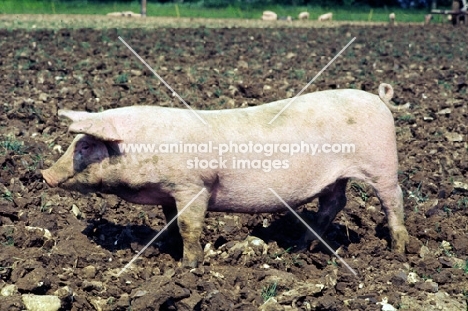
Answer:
top-left (41, 168), bottom-right (59, 188)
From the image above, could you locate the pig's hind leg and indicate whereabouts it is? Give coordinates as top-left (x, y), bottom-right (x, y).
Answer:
top-left (370, 177), bottom-right (409, 254)
top-left (304, 179), bottom-right (348, 245)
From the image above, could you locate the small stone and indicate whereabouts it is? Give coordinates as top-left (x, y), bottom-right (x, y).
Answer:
top-left (237, 60), bottom-right (248, 69)
top-left (276, 282), bottom-right (324, 304)
top-left (209, 270), bottom-right (224, 279)
top-left (391, 271), bottom-right (407, 286)
top-left (54, 286), bottom-right (73, 299)
top-left (377, 297), bottom-right (397, 311)
top-left (89, 297), bottom-right (105, 311)
top-left (131, 289), bottom-right (147, 298)
top-left (178, 292), bottom-right (203, 310)
top-left (419, 245), bottom-right (431, 258)
top-left (407, 272), bottom-right (420, 284)
top-left (440, 240), bottom-right (452, 252)
top-left (323, 269), bottom-right (338, 288)
top-left (190, 267), bottom-right (204, 277)
top-left (1, 284), bottom-right (18, 296)
top-left (38, 93), bottom-right (48, 102)
top-left (453, 181), bottom-right (468, 191)
top-left (71, 204), bottom-right (82, 218)
top-left (418, 280), bottom-right (438, 293)
top-left (82, 265), bottom-right (97, 278)
top-left (22, 294), bottom-right (61, 311)
top-left (259, 297), bottom-right (284, 311)
top-left (444, 132), bottom-right (464, 142)
top-left (263, 85), bottom-right (272, 92)
top-left (227, 236), bottom-right (268, 265)
top-left (52, 145), bottom-right (63, 154)
top-left (82, 280), bottom-right (103, 291)
top-left (450, 257), bottom-right (467, 268)
top-left (436, 108), bottom-right (451, 115)
top-left (163, 268), bottom-right (175, 278)
top-left (25, 226), bottom-right (52, 240)
top-left (116, 293), bottom-right (130, 308)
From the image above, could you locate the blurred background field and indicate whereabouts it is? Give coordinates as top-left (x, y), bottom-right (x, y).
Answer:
top-left (0, 0), bottom-right (454, 23)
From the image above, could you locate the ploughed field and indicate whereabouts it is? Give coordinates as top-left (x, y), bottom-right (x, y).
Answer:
top-left (0, 24), bottom-right (467, 310)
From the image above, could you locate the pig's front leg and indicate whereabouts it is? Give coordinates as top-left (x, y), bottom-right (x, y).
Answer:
top-left (173, 188), bottom-right (210, 268)
top-left (160, 202), bottom-right (183, 259)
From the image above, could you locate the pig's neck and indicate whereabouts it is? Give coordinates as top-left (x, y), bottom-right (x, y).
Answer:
top-left (100, 161), bottom-right (174, 206)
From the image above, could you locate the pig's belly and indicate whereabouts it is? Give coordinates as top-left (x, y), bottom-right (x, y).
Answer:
top-left (206, 166), bottom-right (341, 213)
top-left (207, 186), bottom-right (317, 213)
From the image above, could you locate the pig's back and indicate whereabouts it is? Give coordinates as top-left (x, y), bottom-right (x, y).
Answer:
top-left (202, 89), bottom-right (397, 213)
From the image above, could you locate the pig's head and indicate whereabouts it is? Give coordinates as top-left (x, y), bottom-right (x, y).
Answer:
top-left (41, 109), bottom-right (121, 193)
top-left (42, 134), bottom-right (110, 193)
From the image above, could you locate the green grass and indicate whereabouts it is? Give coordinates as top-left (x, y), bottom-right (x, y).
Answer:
top-left (0, 0), bottom-right (438, 22)
top-left (1, 135), bottom-right (25, 155)
top-left (1, 189), bottom-right (13, 202)
top-left (261, 281), bottom-right (278, 302)
top-left (115, 73), bottom-right (129, 84)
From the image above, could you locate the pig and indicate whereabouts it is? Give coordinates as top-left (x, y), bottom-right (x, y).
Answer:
top-left (42, 83), bottom-right (409, 268)
top-left (318, 12), bottom-right (333, 21)
top-left (298, 12), bottom-right (310, 20)
top-left (389, 13), bottom-right (395, 26)
top-left (262, 11), bottom-right (278, 21)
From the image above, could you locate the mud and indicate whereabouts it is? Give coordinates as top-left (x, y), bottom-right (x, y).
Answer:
top-left (0, 23), bottom-right (467, 310)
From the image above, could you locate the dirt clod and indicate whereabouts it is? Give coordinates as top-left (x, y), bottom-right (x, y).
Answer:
top-left (0, 23), bottom-right (467, 310)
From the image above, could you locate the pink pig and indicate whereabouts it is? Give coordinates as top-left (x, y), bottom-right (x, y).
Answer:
top-left (42, 83), bottom-right (409, 268)
top-left (318, 12), bottom-right (333, 21)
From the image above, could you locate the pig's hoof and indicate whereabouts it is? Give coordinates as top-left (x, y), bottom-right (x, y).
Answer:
top-left (182, 258), bottom-right (200, 268)
top-left (308, 239), bottom-right (321, 252)
top-left (391, 229), bottom-right (409, 254)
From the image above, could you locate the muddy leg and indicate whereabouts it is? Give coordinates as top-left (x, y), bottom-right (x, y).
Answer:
top-left (373, 181), bottom-right (409, 253)
top-left (305, 179), bottom-right (348, 244)
top-left (160, 201), bottom-right (184, 259)
top-left (162, 201), bottom-right (179, 235)
top-left (174, 189), bottom-right (209, 268)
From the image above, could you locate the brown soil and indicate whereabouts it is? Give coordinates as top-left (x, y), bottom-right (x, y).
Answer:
top-left (0, 22), bottom-right (467, 311)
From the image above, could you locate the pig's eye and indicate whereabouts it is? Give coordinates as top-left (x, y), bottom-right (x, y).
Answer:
top-left (79, 142), bottom-right (90, 150)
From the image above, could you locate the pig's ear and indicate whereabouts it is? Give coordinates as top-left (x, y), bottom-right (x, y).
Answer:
top-left (58, 110), bottom-right (122, 142)
top-left (58, 110), bottom-right (90, 121)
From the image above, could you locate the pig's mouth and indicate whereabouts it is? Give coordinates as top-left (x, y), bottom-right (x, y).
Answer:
top-left (41, 167), bottom-right (104, 193)
top-left (41, 169), bottom-right (61, 188)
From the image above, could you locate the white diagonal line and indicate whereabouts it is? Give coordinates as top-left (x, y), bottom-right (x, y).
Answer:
top-left (118, 36), bottom-right (209, 126)
top-left (268, 188), bottom-right (358, 276)
top-left (268, 37), bottom-right (356, 124)
top-left (117, 187), bottom-right (207, 276)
